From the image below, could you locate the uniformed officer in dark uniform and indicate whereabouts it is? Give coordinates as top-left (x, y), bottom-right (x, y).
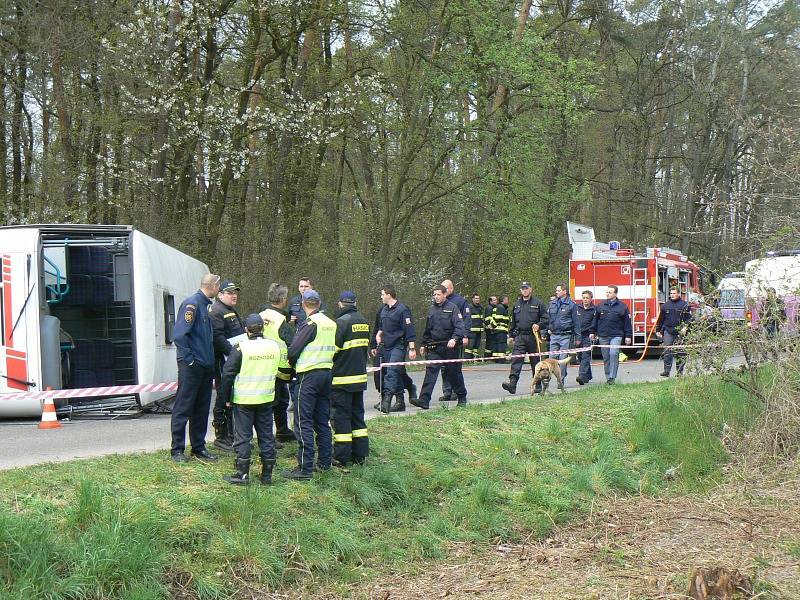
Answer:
top-left (370, 305), bottom-right (417, 410)
top-left (287, 277), bottom-right (328, 327)
top-left (502, 281), bottom-right (549, 394)
top-left (410, 285), bottom-right (468, 409)
top-left (466, 293), bottom-right (484, 359)
top-left (170, 274), bottom-right (220, 463)
top-left (331, 291), bottom-right (370, 467)
top-left (438, 279), bottom-right (471, 402)
top-left (372, 285), bottom-right (417, 414)
top-left (655, 287), bottom-right (692, 377)
top-left (575, 290), bottom-right (596, 385)
top-left (209, 280), bottom-right (245, 452)
top-left (218, 314), bottom-right (284, 486)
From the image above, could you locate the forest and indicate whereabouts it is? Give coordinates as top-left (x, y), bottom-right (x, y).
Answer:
top-left (1, 0), bottom-right (798, 308)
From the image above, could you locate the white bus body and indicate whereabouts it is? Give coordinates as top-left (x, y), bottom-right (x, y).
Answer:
top-left (0, 225), bottom-right (209, 417)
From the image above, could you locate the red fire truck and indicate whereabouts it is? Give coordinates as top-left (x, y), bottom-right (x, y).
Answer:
top-left (567, 222), bottom-right (702, 352)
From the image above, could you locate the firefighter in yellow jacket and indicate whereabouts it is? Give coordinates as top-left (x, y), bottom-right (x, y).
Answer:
top-left (218, 314), bottom-right (284, 485)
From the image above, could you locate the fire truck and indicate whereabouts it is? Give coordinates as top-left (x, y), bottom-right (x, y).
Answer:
top-left (567, 222), bottom-right (702, 352)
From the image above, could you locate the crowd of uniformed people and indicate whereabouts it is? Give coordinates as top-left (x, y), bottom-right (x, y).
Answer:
top-left (169, 274), bottom-right (692, 485)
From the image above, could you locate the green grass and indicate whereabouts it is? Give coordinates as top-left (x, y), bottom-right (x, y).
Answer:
top-left (0, 377), bottom-right (757, 599)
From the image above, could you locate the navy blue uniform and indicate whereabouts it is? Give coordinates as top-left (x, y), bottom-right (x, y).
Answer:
top-left (507, 295), bottom-right (549, 391)
top-left (171, 290), bottom-right (215, 456)
top-left (655, 297), bottom-right (691, 376)
top-left (441, 292), bottom-right (472, 398)
top-left (377, 301), bottom-right (416, 399)
top-left (416, 299), bottom-right (467, 408)
top-left (575, 303), bottom-right (596, 383)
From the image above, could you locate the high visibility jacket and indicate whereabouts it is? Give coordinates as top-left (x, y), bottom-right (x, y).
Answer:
top-left (489, 305), bottom-right (510, 333)
top-left (259, 307), bottom-right (292, 380)
top-left (332, 306), bottom-right (370, 390)
top-left (295, 312), bottom-right (337, 373)
top-left (232, 338), bottom-right (282, 405)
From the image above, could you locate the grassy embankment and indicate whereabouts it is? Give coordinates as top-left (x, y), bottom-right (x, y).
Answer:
top-left (0, 377), bottom-right (757, 599)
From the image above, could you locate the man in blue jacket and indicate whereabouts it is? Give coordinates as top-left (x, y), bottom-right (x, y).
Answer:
top-left (655, 287), bottom-right (691, 377)
top-left (589, 285), bottom-right (632, 385)
top-left (438, 279), bottom-right (471, 402)
top-left (547, 283), bottom-right (580, 383)
top-left (171, 273), bottom-right (221, 462)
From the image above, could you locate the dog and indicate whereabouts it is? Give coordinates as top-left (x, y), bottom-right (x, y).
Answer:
top-left (530, 356), bottom-right (572, 395)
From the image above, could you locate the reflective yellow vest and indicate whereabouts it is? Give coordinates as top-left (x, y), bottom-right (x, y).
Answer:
top-left (259, 307), bottom-right (291, 380)
top-left (296, 312), bottom-right (337, 373)
top-left (232, 338), bottom-right (282, 405)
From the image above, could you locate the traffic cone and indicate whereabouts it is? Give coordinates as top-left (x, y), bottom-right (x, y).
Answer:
top-left (38, 388), bottom-right (62, 430)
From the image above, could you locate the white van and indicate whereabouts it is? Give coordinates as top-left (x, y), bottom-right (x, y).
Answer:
top-left (716, 272), bottom-right (747, 321)
top-left (744, 251), bottom-right (800, 329)
top-left (0, 225), bottom-right (209, 417)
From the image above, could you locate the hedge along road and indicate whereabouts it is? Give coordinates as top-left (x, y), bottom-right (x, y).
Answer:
top-left (0, 356), bottom-right (672, 469)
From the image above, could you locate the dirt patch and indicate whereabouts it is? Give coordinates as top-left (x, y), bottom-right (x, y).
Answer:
top-left (357, 464), bottom-right (800, 599)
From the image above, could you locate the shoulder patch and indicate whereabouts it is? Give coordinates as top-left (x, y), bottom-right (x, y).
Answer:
top-left (184, 309), bottom-right (195, 323)
top-left (186, 304), bottom-right (196, 309)
top-left (405, 317), bottom-right (412, 325)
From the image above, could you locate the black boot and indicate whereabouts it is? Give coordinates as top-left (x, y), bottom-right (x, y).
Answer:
top-left (212, 420), bottom-right (233, 452)
top-left (223, 458), bottom-right (251, 486)
top-left (456, 396), bottom-right (467, 407)
top-left (409, 396), bottom-right (430, 410)
top-left (389, 395), bottom-right (406, 412)
top-left (407, 382), bottom-right (418, 402)
top-left (260, 457), bottom-right (275, 485)
top-left (376, 392), bottom-right (392, 414)
top-left (501, 377), bottom-right (518, 394)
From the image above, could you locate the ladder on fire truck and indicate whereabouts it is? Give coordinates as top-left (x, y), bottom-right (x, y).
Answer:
top-left (631, 267), bottom-right (649, 346)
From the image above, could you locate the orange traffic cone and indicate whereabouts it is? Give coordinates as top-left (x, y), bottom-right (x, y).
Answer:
top-left (38, 388), bottom-right (62, 430)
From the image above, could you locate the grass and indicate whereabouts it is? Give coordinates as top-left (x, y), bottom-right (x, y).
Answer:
top-left (0, 377), bottom-right (758, 599)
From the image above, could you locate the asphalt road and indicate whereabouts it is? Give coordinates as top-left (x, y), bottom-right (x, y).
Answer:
top-left (0, 356), bottom-right (672, 469)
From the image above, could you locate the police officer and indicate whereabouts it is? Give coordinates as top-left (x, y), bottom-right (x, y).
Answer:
top-left (575, 290), bottom-right (596, 385)
top-left (283, 289), bottom-right (336, 480)
top-left (372, 285), bottom-right (417, 414)
top-left (218, 314), bottom-right (284, 485)
top-left (170, 274), bottom-right (220, 463)
top-left (465, 293), bottom-right (484, 359)
top-left (259, 283), bottom-right (296, 443)
top-left (288, 277), bottom-right (328, 327)
top-left (655, 287), bottom-right (691, 377)
top-left (370, 304), bottom-right (417, 410)
top-left (502, 282), bottom-right (549, 394)
top-left (331, 291), bottom-right (370, 467)
top-left (438, 279), bottom-right (471, 402)
top-left (209, 280), bottom-right (246, 452)
top-left (410, 285), bottom-right (468, 409)
top-left (547, 283), bottom-right (580, 383)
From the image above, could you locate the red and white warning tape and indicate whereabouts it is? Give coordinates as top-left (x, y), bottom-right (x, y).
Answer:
top-left (2, 343), bottom-right (698, 402)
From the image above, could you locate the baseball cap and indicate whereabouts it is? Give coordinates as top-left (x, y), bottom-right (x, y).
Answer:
top-left (220, 280), bottom-right (241, 292)
top-left (244, 313), bottom-right (263, 328)
top-left (339, 290), bottom-right (357, 303)
top-left (302, 289), bottom-right (321, 301)
top-left (520, 281), bottom-right (532, 289)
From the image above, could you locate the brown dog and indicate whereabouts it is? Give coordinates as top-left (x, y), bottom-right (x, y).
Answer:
top-left (530, 356), bottom-right (572, 395)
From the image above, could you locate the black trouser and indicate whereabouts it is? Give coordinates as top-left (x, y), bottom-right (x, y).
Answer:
top-left (465, 332), bottom-right (482, 357)
top-left (372, 347), bottom-right (414, 394)
top-left (232, 402), bottom-right (275, 462)
top-left (273, 378), bottom-right (292, 435)
top-left (441, 344), bottom-right (465, 396)
top-left (212, 356), bottom-right (233, 434)
top-left (331, 387), bottom-right (369, 465)
top-left (171, 361), bottom-right (214, 454)
top-left (487, 330), bottom-right (508, 358)
top-left (292, 369), bottom-right (333, 474)
top-left (509, 333), bottom-right (542, 389)
top-left (662, 331), bottom-right (685, 375)
top-left (419, 345), bottom-right (467, 403)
